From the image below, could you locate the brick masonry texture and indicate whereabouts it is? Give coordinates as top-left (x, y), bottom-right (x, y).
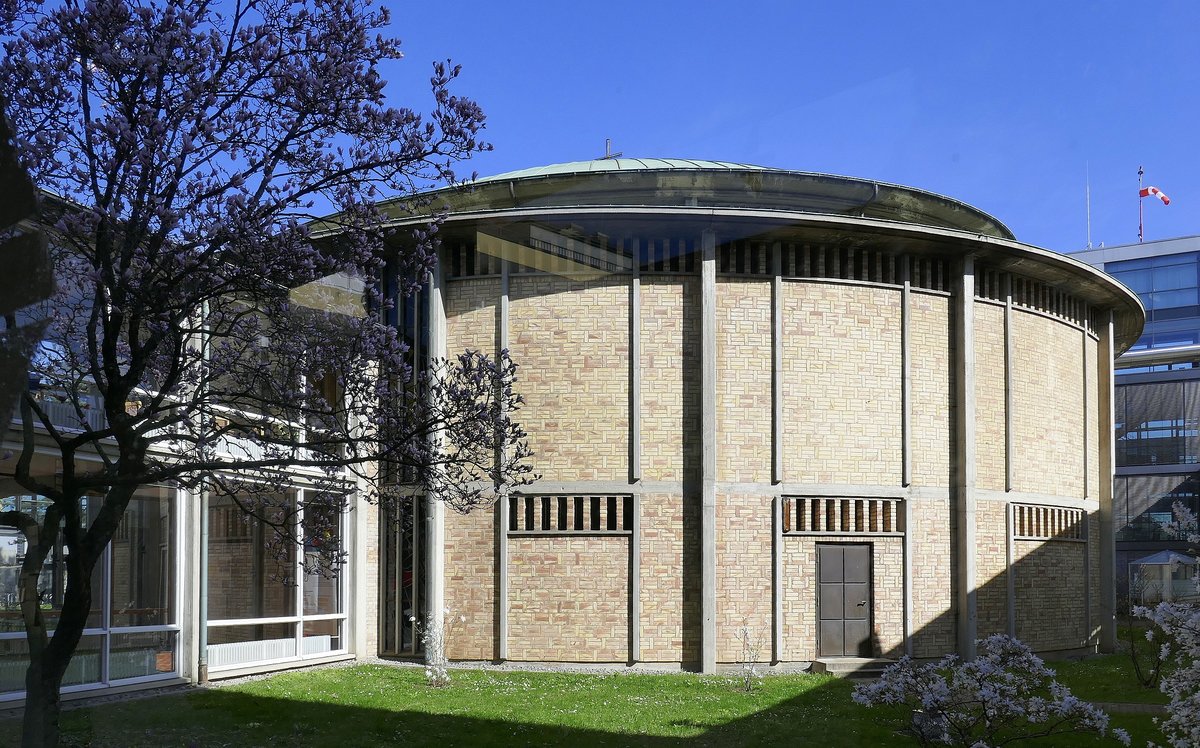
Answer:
top-left (974, 303), bottom-right (1007, 491)
top-left (509, 276), bottom-right (630, 482)
top-left (507, 536), bottom-right (629, 662)
top-left (716, 280), bottom-right (773, 483)
top-left (910, 497), bottom-right (956, 657)
top-left (444, 504), bottom-right (496, 660)
top-left (975, 500), bottom-right (1009, 637)
top-left (1013, 538), bottom-right (1089, 650)
top-left (1011, 311), bottom-right (1085, 498)
top-left (780, 536), bottom-right (904, 661)
top-left (781, 283), bottom-right (903, 485)
top-left (910, 294), bottom-right (954, 487)
top-left (640, 279), bottom-right (700, 483)
top-left (639, 492), bottom-right (700, 663)
top-left (446, 278), bottom-right (499, 355)
top-left (715, 493), bottom-right (773, 662)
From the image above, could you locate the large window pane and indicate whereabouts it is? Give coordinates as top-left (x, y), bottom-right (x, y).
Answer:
top-left (1117, 474), bottom-right (1200, 542)
top-left (303, 619), bottom-right (342, 654)
top-left (110, 487), bottom-right (175, 628)
top-left (207, 494), bottom-right (295, 620)
top-left (302, 497), bottom-right (343, 616)
top-left (109, 631), bottom-right (176, 680)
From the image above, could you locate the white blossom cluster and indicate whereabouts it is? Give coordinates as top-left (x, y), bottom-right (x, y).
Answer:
top-left (852, 635), bottom-right (1129, 747)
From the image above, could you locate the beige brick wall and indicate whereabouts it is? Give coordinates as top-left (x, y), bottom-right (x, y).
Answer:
top-left (974, 303), bottom-right (1007, 491)
top-left (910, 497), bottom-right (956, 657)
top-left (975, 500), bottom-right (1009, 637)
top-left (639, 492), bottom-right (699, 663)
top-left (446, 278), bottom-right (499, 354)
top-left (444, 505), bottom-right (496, 661)
top-left (1013, 538), bottom-right (1089, 650)
top-left (780, 537), bottom-right (904, 661)
top-left (507, 536), bottom-right (628, 662)
top-left (1011, 312), bottom-right (1085, 498)
top-left (640, 279), bottom-right (700, 482)
top-left (715, 493), bottom-right (773, 662)
top-left (910, 294), bottom-right (954, 487)
top-left (781, 283), bottom-right (903, 485)
top-left (716, 280), bottom-right (772, 483)
top-left (509, 276), bottom-right (629, 482)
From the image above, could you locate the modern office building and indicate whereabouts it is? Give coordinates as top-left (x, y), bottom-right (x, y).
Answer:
top-left (1, 159), bottom-right (1145, 705)
top-left (1074, 236), bottom-right (1200, 605)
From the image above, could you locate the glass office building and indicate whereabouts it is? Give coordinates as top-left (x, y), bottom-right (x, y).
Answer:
top-left (1075, 236), bottom-right (1200, 600)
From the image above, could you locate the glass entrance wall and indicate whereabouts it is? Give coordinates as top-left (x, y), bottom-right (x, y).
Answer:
top-left (206, 488), bottom-right (348, 670)
top-left (0, 486), bottom-right (179, 700)
top-left (381, 496), bottom-right (424, 655)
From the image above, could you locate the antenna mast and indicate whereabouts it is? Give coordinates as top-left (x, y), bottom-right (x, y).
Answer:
top-left (1086, 162), bottom-right (1092, 249)
top-left (1138, 165), bottom-right (1144, 243)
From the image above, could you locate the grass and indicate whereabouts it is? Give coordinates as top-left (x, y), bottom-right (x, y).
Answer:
top-left (0, 661), bottom-right (1162, 747)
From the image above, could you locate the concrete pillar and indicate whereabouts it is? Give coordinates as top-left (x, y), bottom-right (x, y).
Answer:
top-left (700, 228), bottom-right (718, 673)
top-left (495, 259), bottom-right (510, 661)
top-left (1098, 311), bottom-right (1117, 652)
top-left (424, 256), bottom-right (448, 660)
top-left (953, 255), bottom-right (978, 659)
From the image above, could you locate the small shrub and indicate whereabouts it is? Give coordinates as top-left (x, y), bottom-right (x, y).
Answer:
top-left (732, 620), bottom-right (765, 693)
top-left (413, 608), bottom-right (464, 688)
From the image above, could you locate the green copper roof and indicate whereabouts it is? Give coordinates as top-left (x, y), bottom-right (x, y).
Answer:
top-left (475, 158), bottom-right (776, 183)
top-left (377, 158), bottom-right (1015, 240)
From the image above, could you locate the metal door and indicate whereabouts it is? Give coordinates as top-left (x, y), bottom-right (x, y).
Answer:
top-left (817, 544), bottom-right (872, 657)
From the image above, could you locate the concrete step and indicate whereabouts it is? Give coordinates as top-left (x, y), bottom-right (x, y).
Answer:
top-left (812, 657), bottom-right (896, 678)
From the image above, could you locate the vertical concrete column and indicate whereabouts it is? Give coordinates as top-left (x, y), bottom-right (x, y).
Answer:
top-left (629, 495), bottom-right (641, 664)
top-left (496, 260), bottom-right (510, 661)
top-left (1004, 274), bottom-right (1014, 492)
top-left (900, 257), bottom-right (912, 487)
top-left (953, 255), bottom-right (978, 659)
top-left (771, 243), bottom-right (783, 485)
top-left (772, 496), bottom-right (782, 663)
top-left (1098, 311), bottom-right (1117, 652)
top-left (424, 257), bottom-right (448, 661)
top-left (700, 228), bottom-right (718, 673)
top-left (630, 240), bottom-right (642, 483)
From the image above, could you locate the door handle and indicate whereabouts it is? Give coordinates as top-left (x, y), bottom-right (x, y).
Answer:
top-left (857, 601), bottom-right (867, 607)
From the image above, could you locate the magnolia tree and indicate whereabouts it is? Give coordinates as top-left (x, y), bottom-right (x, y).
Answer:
top-left (0, 1), bottom-right (533, 745)
top-left (852, 635), bottom-right (1129, 747)
top-left (1135, 501), bottom-right (1200, 748)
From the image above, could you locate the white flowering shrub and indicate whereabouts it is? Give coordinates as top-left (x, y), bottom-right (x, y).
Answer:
top-left (852, 635), bottom-right (1129, 747)
top-left (1138, 602), bottom-right (1200, 748)
top-left (412, 608), bottom-right (465, 688)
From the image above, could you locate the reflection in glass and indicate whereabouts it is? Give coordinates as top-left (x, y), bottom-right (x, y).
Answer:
top-left (109, 631), bottom-right (177, 680)
top-left (207, 494), bottom-right (296, 620)
top-left (110, 487), bottom-right (175, 628)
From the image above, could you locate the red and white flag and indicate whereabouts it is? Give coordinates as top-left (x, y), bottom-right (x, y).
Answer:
top-left (1140, 186), bottom-right (1171, 205)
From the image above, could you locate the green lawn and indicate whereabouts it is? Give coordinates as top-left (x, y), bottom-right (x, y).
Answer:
top-left (0, 663), bottom-right (1160, 747)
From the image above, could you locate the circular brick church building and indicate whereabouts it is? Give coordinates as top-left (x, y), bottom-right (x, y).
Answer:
top-left (375, 159), bottom-right (1142, 670)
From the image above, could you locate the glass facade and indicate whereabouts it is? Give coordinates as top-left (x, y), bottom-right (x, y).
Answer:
top-left (206, 489), bottom-right (346, 670)
top-left (1108, 251), bottom-right (1200, 350)
top-left (0, 487), bottom-right (178, 699)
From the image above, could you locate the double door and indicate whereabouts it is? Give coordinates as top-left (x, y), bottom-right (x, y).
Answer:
top-left (817, 544), bottom-right (872, 657)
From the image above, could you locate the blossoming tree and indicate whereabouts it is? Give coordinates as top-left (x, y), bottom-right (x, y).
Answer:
top-left (0, 1), bottom-right (533, 745)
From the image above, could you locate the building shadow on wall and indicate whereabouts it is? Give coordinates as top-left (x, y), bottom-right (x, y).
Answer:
top-left (681, 276), bottom-right (703, 668)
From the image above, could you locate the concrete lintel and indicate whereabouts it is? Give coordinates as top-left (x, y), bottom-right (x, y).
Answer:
top-left (976, 489), bottom-right (1098, 509)
top-left (700, 227), bottom-right (718, 674)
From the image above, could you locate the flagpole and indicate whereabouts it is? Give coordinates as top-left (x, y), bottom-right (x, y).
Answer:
top-left (1138, 165), bottom-right (1144, 243)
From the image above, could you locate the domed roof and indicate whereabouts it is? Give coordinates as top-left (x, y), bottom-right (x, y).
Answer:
top-left (382, 158), bottom-right (1015, 240)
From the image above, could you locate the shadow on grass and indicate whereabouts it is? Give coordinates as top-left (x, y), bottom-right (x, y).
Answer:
top-left (1, 672), bottom-right (904, 748)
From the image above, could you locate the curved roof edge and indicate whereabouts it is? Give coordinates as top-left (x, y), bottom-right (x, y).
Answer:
top-left (375, 158), bottom-right (1015, 241)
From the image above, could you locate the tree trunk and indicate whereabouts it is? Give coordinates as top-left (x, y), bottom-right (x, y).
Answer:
top-left (21, 654), bottom-right (67, 748)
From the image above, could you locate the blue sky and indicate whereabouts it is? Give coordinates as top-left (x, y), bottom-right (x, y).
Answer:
top-left (380, 1), bottom-right (1199, 253)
